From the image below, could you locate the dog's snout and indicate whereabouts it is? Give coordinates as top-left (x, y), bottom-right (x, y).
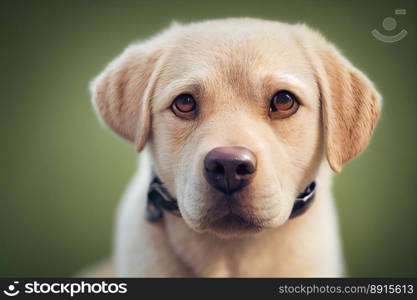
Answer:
top-left (204, 146), bottom-right (257, 194)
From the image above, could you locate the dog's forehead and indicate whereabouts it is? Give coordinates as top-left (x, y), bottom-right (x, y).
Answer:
top-left (169, 24), bottom-right (309, 78)
top-left (153, 21), bottom-right (317, 110)
top-left (156, 25), bottom-right (312, 98)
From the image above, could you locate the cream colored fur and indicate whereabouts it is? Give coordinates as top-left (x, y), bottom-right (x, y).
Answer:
top-left (89, 18), bottom-right (381, 277)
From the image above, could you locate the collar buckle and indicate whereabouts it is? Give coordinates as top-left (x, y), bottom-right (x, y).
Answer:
top-left (146, 177), bottom-right (181, 222)
top-left (289, 181), bottom-right (316, 219)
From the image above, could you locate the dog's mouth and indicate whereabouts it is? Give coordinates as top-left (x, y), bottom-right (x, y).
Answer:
top-left (207, 212), bottom-right (263, 236)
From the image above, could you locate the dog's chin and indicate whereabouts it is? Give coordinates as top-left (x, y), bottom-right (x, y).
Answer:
top-left (181, 191), bottom-right (286, 238)
top-left (206, 213), bottom-right (263, 238)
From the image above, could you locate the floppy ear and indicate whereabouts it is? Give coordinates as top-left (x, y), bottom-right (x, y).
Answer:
top-left (319, 46), bottom-right (381, 172)
top-left (90, 27), bottom-right (176, 151)
top-left (298, 28), bottom-right (382, 172)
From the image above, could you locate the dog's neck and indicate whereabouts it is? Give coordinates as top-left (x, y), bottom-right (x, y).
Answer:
top-left (138, 153), bottom-right (344, 277)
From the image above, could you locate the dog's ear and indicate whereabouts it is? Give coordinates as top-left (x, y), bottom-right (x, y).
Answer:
top-left (298, 27), bottom-right (381, 172)
top-left (90, 27), bottom-right (177, 152)
top-left (319, 46), bottom-right (381, 172)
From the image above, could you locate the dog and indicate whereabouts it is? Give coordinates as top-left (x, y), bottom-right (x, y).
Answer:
top-left (90, 18), bottom-right (381, 277)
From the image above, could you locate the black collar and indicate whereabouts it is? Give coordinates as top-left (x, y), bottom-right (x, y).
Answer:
top-left (146, 176), bottom-right (316, 222)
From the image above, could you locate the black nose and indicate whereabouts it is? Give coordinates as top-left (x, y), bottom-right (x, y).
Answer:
top-left (203, 146), bottom-right (257, 194)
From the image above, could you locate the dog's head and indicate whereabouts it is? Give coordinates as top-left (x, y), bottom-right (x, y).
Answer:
top-left (91, 19), bottom-right (381, 237)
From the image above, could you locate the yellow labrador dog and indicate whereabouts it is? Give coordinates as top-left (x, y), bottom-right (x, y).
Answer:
top-left (90, 18), bottom-right (381, 277)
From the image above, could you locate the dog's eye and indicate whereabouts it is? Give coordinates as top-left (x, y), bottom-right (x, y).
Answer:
top-left (171, 94), bottom-right (197, 119)
top-left (269, 91), bottom-right (299, 119)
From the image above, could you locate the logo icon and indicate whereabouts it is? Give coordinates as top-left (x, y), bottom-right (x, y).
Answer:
top-left (372, 9), bottom-right (408, 43)
top-left (3, 281), bottom-right (20, 297)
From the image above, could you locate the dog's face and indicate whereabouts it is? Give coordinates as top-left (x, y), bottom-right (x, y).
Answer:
top-left (149, 26), bottom-right (323, 235)
top-left (91, 19), bottom-right (381, 237)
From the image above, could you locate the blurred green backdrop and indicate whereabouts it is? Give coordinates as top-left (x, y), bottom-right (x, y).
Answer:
top-left (1, 0), bottom-right (416, 277)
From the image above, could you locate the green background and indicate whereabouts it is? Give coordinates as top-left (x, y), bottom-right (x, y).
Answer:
top-left (1, 0), bottom-right (416, 277)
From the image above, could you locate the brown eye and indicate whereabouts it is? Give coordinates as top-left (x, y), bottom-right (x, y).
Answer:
top-left (171, 94), bottom-right (197, 119)
top-left (269, 90), bottom-right (299, 119)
